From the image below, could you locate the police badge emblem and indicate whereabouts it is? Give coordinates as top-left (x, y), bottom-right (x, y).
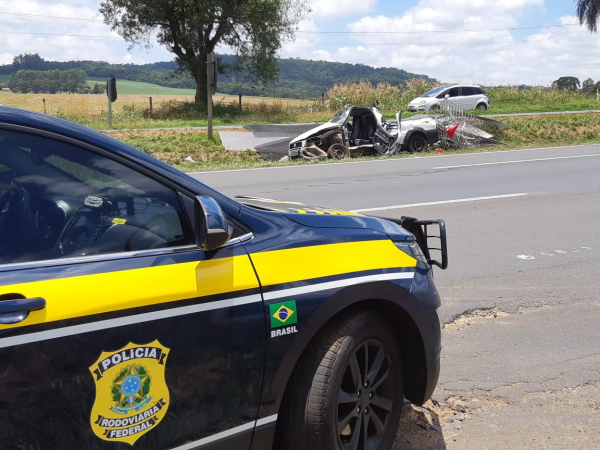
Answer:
top-left (89, 340), bottom-right (170, 445)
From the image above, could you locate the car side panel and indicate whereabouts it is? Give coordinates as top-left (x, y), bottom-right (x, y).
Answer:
top-left (463, 91), bottom-right (478, 110)
top-left (0, 248), bottom-right (265, 450)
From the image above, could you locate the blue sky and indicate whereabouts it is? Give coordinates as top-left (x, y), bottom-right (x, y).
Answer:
top-left (0, 0), bottom-right (598, 85)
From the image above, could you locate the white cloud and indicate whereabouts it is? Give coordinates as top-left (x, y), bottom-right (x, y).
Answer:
top-left (0, 0), bottom-right (172, 64)
top-left (279, 20), bottom-right (322, 58)
top-left (0, 0), bottom-right (598, 87)
top-left (0, 53), bottom-right (14, 64)
top-left (284, 0), bottom-right (600, 86)
top-left (309, 0), bottom-right (377, 20)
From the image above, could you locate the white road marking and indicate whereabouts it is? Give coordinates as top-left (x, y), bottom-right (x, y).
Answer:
top-left (555, 250), bottom-right (567, 254)
top-left (189, 144), bottom-right (598, 174)
top-left (517, 255), bottom-right (535, 260)
top-left (351, 193), bottom-right (536, 213)
top-left (434, 153), bottom-right (600, 169)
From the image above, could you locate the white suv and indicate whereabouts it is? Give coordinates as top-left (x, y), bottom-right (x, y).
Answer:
top-left (408, 85), bottom-right (490, 112)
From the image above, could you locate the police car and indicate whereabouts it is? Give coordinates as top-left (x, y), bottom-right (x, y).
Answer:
top-left (0, 106), bottom-right (447, 450)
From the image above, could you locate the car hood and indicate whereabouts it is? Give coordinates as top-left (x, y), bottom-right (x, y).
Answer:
top-left (236, 196), bottom-right (414, 240)
top-left (408, 97), bottom-right (435, 105)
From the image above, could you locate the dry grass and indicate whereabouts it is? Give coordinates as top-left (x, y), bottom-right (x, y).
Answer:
top-left (0, 92), bottom-right (309, 117)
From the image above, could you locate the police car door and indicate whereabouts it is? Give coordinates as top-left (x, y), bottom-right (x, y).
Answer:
top-left (0, 127), bottom-right (265, 449)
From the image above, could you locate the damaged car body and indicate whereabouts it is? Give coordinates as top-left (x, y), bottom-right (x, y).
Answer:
top-left (289, 104), bottom-right (510, 161)
top-left (288, 105), bottom-right (438, 160)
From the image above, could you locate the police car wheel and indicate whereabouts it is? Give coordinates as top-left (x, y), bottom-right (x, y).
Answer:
top-left (282, 310), bottom-right (404, 450)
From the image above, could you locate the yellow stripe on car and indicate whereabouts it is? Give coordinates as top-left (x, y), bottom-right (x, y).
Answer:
top-left (0, 255), bottom-right (259, 330)
top-left (251, 240), bottom-right (416, 288)
top-left (0, 240), bottom-right (415, 330)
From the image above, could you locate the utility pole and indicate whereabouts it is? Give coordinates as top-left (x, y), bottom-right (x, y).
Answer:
top-left (108, 82), bottom-right (113, 128)
top-left (207, 52), bottom-right (215, 139)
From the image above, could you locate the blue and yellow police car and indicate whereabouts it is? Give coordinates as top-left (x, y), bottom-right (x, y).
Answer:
top-left (0, 106), bottom-right (447, 450)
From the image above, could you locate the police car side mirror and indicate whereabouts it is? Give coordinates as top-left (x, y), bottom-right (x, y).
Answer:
top-left (194, 196), bottom-right (232, 251)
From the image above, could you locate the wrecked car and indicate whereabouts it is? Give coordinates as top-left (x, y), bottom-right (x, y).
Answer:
top-left (288, 105), bottom-right (438, 160)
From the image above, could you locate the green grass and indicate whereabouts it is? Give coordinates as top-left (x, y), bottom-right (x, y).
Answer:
top-left (471, 100), bottom-right (600, 115)
top-left (86, 77), bottom-right (197, 96)
top-left (101, 112), bottom-right (600, 172)
top-left (106, 129), bottom-right (263, 168)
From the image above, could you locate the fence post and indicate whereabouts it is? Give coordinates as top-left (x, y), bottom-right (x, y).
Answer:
top-left (149, 96), bottom-right (153, 113)
top-left (42, 98), bottom-right (46, 114)
top-left (239, 93), bottom-right (242, 111)
top-left (321, 92), bottom-right (324, 105)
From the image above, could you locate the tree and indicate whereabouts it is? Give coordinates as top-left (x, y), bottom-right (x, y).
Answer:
top-left (7, 69), bottom-right (89, 94)
top-left (12, 53), bottom-right (46, 71)
top-left (92, 83), bottom-right (106, 94)
top-left (582, 77), bottom-right (595, 94)
top-left (551, 76), bottom-right (581, 91)
top-left (99, 0), bottom-right (309, 109)
top-left (576, 0), bottom-right (600, 32)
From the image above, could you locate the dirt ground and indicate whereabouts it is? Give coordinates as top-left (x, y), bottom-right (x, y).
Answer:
top-left (393, 301), bottom-right (600, 450)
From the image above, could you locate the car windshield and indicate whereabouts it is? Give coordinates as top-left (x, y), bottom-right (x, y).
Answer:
top-left (421, 86), bottom-right (452, 97)
top-left (329, 107), bottom-right (351, 125)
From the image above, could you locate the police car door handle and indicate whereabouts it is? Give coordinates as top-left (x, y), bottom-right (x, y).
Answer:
top-left (0, 297), bottom-right (46, 325)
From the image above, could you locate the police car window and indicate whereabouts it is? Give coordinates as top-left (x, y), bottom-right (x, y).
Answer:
top-left (0, 129), bottom-right (192, 265)
top-left (45, 155), bottom-right (127, 190)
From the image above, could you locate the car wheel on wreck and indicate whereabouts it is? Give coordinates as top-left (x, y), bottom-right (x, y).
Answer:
top-left (279, 310), bottom-right (404, 450)
top-left (476, 103), bottom-right (488, 110)
top-left (407, 134), bottom-right (427, 153)
top-left (327, 143), bottom-right (350, 160)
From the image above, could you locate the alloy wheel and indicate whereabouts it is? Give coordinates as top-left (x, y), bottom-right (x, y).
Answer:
top-left (337, 339), bottom-right (394, 450)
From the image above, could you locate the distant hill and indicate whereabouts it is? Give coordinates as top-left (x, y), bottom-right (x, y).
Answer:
top-left (0, 54), bottom-right (435, 99)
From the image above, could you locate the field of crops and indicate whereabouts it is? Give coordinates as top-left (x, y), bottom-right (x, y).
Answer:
top-left (0, 86), bottom-right (312, 130)
top-left (1, 78), bottom-right (600, 134)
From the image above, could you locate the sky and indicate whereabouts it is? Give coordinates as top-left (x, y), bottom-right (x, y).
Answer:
top-left (0, 0), bottom-right (599, 86)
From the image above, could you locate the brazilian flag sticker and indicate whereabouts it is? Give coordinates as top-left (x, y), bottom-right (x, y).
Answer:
top-left (270, 300), bottom-right (297, 328)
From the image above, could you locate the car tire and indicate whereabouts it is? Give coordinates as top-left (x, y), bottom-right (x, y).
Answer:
top-left (327, 143), bottom-right (350, 160)
top-left (280, 310), bottom-right (404, 450)
top-left (476, 103), bottom-right (488, 110)
top-left (407, 134), bottom-right (427, 153)
top-left (429, 104), bottom-right (441, 111)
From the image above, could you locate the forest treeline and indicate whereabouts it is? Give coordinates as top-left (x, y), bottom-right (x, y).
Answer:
top-left (0, 53), bottom-right (435, 98)
top-left (7, 69), bottom-right (105, 94)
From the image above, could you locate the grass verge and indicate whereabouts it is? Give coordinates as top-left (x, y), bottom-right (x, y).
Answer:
top-left (105, 129), bottom-right (263, 169)
top-left (102, 112), bottom-right (600, 172)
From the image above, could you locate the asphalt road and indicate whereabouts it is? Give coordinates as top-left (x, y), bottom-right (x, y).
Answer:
top-left (192, 144), bottom-right (600, 448)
